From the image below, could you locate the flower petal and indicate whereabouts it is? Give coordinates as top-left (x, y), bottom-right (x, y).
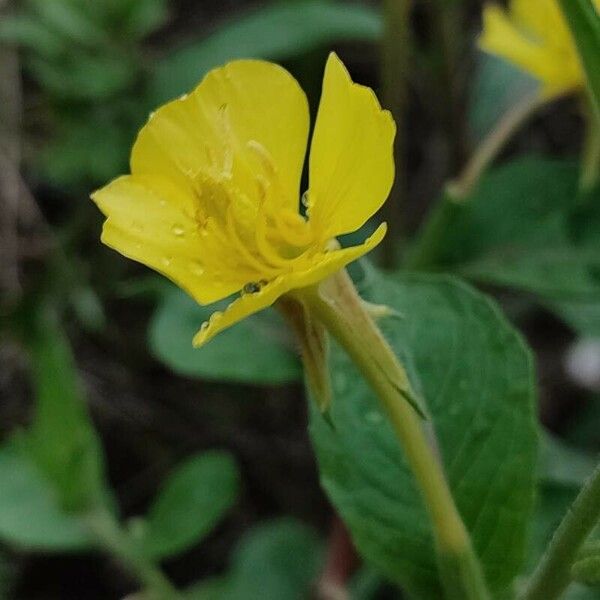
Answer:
top-left (307, 53), bottom-right (396, 238)
top-left (132, 60), bottom-right (309, 211)
top-left (479, 4), bottom-right (581, 99)
top-left (193, 223), bottom-right (387, 347)
top-left (92, 175), bottom-right (241, 304)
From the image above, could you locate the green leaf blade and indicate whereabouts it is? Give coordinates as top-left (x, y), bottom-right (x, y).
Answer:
top-left (149, 0), bottom-right (381, 104)
top-left (310, 272), bottom-right (538, 598)
top-left (140, 451), bottom-right (240, 560)
top-left (558, 0), bottom-right (600, 121)
top-left (149, 286), bottom-right (301, 385)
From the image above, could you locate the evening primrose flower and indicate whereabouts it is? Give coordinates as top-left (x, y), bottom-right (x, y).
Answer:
top-left (480, 0), bottom-right (600, 100)
top-left (92, 53), bottom-right (395, 347)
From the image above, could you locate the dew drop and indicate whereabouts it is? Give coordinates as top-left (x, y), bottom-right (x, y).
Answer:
top-left (179, 93), bottom-right (189, 101)
top-left (159, 199), bottom-right (167, 207)
top-left (365, 410), bottom-right (383, 425)
top-left (171, 224), bottom-right (185, 237)
top-left (190, 260), bottom-right (205, 276)
top-left (301, 191), bottom-right (310, 208)
top-left (161, 256), bottom-right (172, 267)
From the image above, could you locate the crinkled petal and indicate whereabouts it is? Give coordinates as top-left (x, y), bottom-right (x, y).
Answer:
top-left (132, 60), bottom-right (309, 211)
top-left (307, 53), bottom-right (396, 238)
top-left (479, 5), bottom-right (581, 99)
top-left (91, 175), bottom-right (241, 304)
top-left (193, 223), bottom-right (387, 347)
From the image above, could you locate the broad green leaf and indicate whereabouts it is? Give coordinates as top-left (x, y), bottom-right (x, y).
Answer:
top-left (310, 272), bottom-right (537, 598)
top-left (427, 157), bottom-right (600, 304)
top-left (226, 519), bottom-right (323, 600)
top-left (539, 433), bottom-right (597, 488)
top-left (149, 0), bottom-right (381, 104)
top-left (28, 52), bottom-right (135, 100)
top-left (0, 445), bottom-right (93, 551)
top-left (22, 304), bottom-right (107, 512)
top-left (149, 286), bottom-right (301, 384)
top-left (184, 519), bottom-right (323, 599)
top-left (29, 0), bottom-right (108, 47)
top-left (558, 0), bottom-right (600, 120)
top-left (140, 451), bottom-right (239, 560)
top-left (468, 53), bottom-right (538, 142)
top-left (0, 15), bottom-right (65, 55)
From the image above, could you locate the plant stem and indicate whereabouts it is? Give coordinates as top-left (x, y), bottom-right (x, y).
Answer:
top-left (380, 0), bottom-right (412, 268)
top-left (405, 92), bottom-right (542, 270)
top-left (297, 273), bottom-right (490, 600)
top-left (449, 91), bottom-right (542, 200)
top-left (86, 508), bottom-right (179, 599)
top-left (521, 462), bottom-right (600, 600)
top-left (580, 101), bottom-right (600, 191)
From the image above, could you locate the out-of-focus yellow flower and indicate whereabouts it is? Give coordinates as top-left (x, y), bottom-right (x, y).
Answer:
top-left (92, 53), bottom-right (395, 347)
top-left (479, 0), bottom-right (600, 99)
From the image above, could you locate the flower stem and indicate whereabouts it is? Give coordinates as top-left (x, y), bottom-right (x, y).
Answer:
top-left (580, 101), bottom-right (600, 192)
top-left (297, 273), bottom-right (490, 600)
top-left (520, 462), bottom-right (600, 600)
top-left (85, 507), bottom-right (179, 599)
top-left (405, 92), bottom-right (542, 270)
top-left (380, 0), bottom-right (412, 268)
top-left (448, 91), bottom-right (543, 200)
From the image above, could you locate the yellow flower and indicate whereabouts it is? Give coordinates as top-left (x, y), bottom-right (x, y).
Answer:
top-left (479, 0), bottom-right (600, 99)
top-left (92, 53), bottom-right (395, 347)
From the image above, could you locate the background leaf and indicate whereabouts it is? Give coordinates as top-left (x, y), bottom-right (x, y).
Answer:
top-left (310, 271), bottom-right (538, 598)
top-left (558, 0), bottom-right (600, 120)
top-left (185, 519), bottom-right (324, 600)
top-left (149, 0), bottom-right (381, 104)
top-left (425, 157), bottom-right (600, 333)
top-left (468, 53), bottom-right (538, 143)
top-left (0, 445), bottom-right (93, 551)
top-left (22, 304), bottom-right (108, 513)
top-left (140, 451), bottom-right (240, 560)
top-left (149, 286), bottom-right (301, 385)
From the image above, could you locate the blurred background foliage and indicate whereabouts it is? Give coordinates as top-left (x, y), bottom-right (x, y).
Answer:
top-left (0, 0), bottom-right (599, 598)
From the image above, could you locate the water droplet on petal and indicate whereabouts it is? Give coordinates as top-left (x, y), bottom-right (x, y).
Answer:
top-left (159, 199), bottom-right (167, 207)
top-left (190, 261), bottom-right (204, 276)
top-left (161, 256), bottom-right (172, 267)
top-left (171, 224), bottom-right (185, 237)
top-left (301, 191), bottom-right (310, 208)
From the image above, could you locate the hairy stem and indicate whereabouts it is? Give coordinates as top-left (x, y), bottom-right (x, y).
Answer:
top-left (448, 91), bottom-right (542, 200)
top-left (380, 0), bottom-right (412, 268)
top-left (521, 462), bottom-right (600, 600)
top-left (297, 273), bottom-right (491, 600)
top-left (86, 508), bottom-right (179, 599)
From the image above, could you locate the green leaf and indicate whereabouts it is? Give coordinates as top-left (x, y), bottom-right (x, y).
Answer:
top-left (573, 541), bottom-right (600, 587)
top-left (149, 286), bottom-right (301, 385)
top-left (149, 0), bottom-right (381, 104)
top-left (539, 433), bottom-right (597, 488)
top-left (184, 519), bottom-right (323, 599)
top-left (22, 304), bottom-right (107, 512)
top-left (310, 272), bottom-right (538, 598)
top-left (0, 15), bottom-right (65, 55)
top-left (468, 53), bottom-right (538, 142)
top-left (0, 444), bottom-right (93, 551)
top-left (227, 519), bottom-right (323, 600)
top-left (558, 0), bottom-right (600, 121)
top-left (429, 157), bottom-right (600, 303)
top-left (28, 52), bottom-right (135, 100)
top-left (29, 0), bottom-right (108, 47)
top-left (140, 451), bottom-right (239, 560)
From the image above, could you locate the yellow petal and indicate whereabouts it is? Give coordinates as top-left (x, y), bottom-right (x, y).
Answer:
top-left (307, 53), bottom-right (396, 238)
top-left (479, 4), bottom-right (581, 99)
top-left (91, 175), bottom-right (241, 304)
top-left (193, 223), bottom-right (387, 347)
top-left (131, 60), bottom-right (309, 212)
